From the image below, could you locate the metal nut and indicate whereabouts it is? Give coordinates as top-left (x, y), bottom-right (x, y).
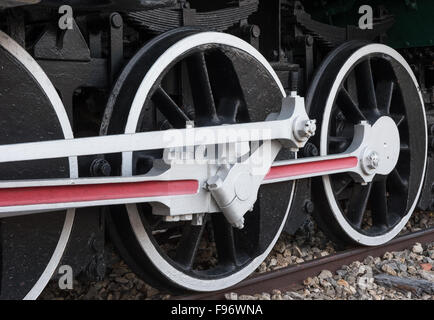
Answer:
top-left (366, 151), bottom-right (380, 170)
top-left (303, 120), bottom-right (317, 138)
top-left (295, 118), bottom-right (317, 142)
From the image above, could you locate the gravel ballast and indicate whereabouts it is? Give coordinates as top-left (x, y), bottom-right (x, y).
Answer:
top-left (39, 211), bottom-right (434, 300)
top-left (226, 241), bottom-right (434, 300)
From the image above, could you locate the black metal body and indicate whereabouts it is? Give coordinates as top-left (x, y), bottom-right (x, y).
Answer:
top-left (0, 0), bottom-right (432, 296)
top-left (1, 0), bottom-right (177, 10)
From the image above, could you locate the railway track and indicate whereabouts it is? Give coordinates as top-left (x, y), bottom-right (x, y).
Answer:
top-left (176, 228), bottom-right (434, 300)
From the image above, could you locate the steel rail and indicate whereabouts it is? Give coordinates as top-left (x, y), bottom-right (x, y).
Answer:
top-left (175, 228), bottom-right (434, 300)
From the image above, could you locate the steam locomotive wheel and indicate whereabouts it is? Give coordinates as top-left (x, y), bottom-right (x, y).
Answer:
top-left (0, 31), bottom-right (77, 299)
top-left (308, 42), bottom-right (427, 246)
top-left (103, 29), bottom-right (295, 292)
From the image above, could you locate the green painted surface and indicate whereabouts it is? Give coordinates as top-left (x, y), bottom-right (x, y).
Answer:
top-left (304, 0), bottom-right (434, 48)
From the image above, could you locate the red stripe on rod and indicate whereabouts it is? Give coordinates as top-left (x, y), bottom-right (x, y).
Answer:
top-left (265, 157), bottom-right (358, 181)
top-left (0, 157), bottom-right (357, 207)
top-left (0, 180), bottom-right (199, 207)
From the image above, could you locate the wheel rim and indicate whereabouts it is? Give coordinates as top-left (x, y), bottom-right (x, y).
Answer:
top-left (0, 31), bottom-right (77, 299)
top-left (105, 30), bottom-right (295, 291)
top-left (313, 44), bottom-right (427, 246)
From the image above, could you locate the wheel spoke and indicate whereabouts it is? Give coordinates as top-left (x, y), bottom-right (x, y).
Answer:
top-left (152, 86), bottom-right (190, 128)
top-left (356, 59), bottom-right (378, 110)
top-left (390, 113), bottom-right (405, 127)
top-left (400, 143), bottom-right (410, 156)
top-left (212, 214), bottom-right (238, 267)
top-left (329, 136), bottom-right (351, 153)
top-left (400, 143), bottom-right (409, 150)
top-left (217, 98), bottom-right (241, 123)
top-left (152, 226), bottom-right (183, 243)
top-left (387, 168), bottom-right (408, 195)
top-left (334, 174), bottom-right (353, 197)
top-left (336, 87), bottom-right (367, 124)
top-left (205, 50), bottom-right (247, 123)
top-left (346, 183), bottom-right (372, 228)
top-left (370, 180), bottom-right (389, 227)
top-left (376, 80), bottom-right (394, 114)
top-left (186, 52), bottom-right (219, 124)
top-left (175, 222), bottom-right (207, 270)
top-left (346, 72), bottom-right (359, 104)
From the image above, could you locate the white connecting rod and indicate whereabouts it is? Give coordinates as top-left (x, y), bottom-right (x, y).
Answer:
top-left (0, 95), bottom-right (310, 164)
top-left (0, 117), bottom-right (400, 219)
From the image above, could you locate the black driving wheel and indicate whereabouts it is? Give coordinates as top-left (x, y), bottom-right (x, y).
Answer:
top-left (102, 28), bottom-right (295, 292)
top-left (308, 42), bottom-right (427, 246)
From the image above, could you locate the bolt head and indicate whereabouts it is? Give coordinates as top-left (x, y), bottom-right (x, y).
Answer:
top-left (304, 200), bottom-right (315, 214)
top-left (90, 158), bottom-right (111, 177)
top-left (303, 143), bottom-right (319, 157)
top-left (366, 152), bottom-right (380, 170)
top-left (111, 14), bottom-right (122, 28)
top-left (100, 162), bottom-right (112, 176)
top-left (251, 25), bottom-right (261, 38)
top-left (305, 120), bottom-right (316, 137)
top-left (295, 118), bottom-right (317, 142)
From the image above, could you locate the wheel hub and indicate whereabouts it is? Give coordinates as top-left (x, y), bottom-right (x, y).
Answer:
top-left (359, 116), bottom-right (400, 177)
